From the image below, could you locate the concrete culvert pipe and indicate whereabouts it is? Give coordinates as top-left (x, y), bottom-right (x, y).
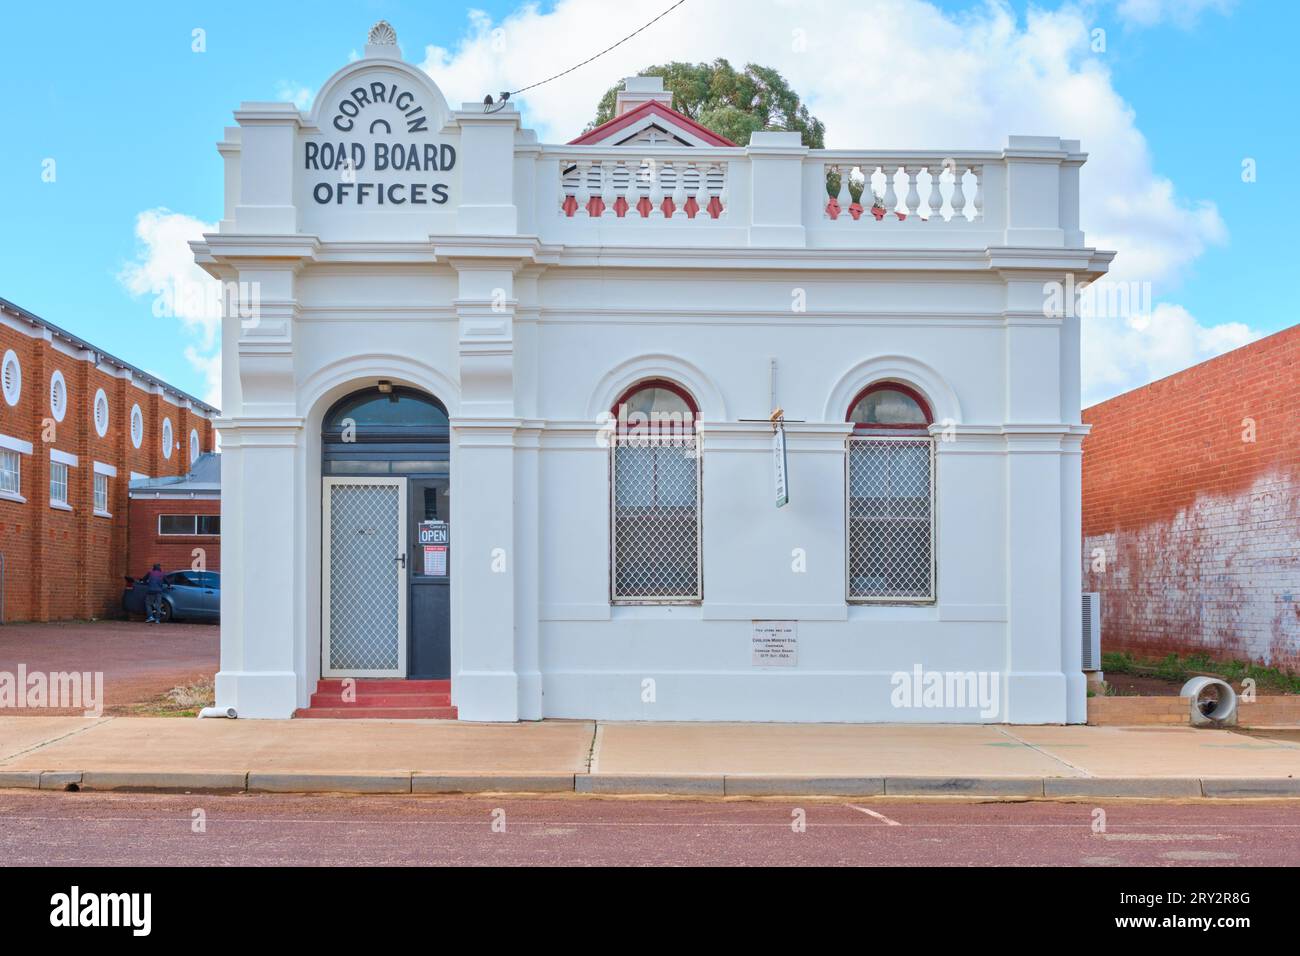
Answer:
top-left (1180, 676), bottom-right (1237, 727)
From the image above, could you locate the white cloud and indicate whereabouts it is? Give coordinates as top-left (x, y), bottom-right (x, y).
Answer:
top-left (1082, 302), bottom-right (1257, 406)
top-left (117, 208), bottom-right (223, 408)
top-left (419, 0), bottom-right (1255, 400)
top-left (1114, 0), bottom-right (1235, 29)
top-left (275, 81), bottom-right (314, 110)
top-left (127, 1), bottom-right (1249, 409)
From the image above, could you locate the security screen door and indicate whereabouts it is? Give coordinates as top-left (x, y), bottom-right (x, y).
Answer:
top-left (322, 477), bottom-right (408, 677)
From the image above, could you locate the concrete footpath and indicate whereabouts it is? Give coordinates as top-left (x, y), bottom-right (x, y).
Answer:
top-left (1, 717), bottom-right (1298, 799)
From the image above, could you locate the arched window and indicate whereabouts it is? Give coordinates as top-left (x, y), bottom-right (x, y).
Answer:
top-left (847, 382), bottom-right (933, 432)
top-left (846, 381), bottom-right (935, 602)
top-left (321, 385), bottom-right (449, 476)
top-left (323, 386), bottom-right (449, 436)
top-left (611, 378), bottom-right (697, 437)
top-left (610, 380), bottom-right (701, 602)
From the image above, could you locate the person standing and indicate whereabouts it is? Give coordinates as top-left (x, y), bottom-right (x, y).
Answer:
top-left (144, 563), bottom-right (167, 624)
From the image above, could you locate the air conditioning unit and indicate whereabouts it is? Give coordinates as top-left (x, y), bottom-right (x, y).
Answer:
top-left (1081, 592), bottom-right (1102, 672)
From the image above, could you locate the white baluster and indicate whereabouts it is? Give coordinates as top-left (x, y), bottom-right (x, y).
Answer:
top-left (950, 164), bottom-right (967, 221)
top-left (574, 160), bottom-right (591, 218)
top-left (904, 166), bottom-right (921, 220)
top-left (560, 160), bottom-right (573, 216)
top-left (862, 165), bottom-right (879, 220)
top-left (670, 162), bottom-right (687, 219)
top-left (692, 163), bottom-right (710, 218)
top-left (624, 159), bottom-right (641, 217)
top-left (600, 161), bottom-right (618, 217)
top-left (717, 163), bottom-right (729, 218)
top-left (927, 165), bottom-right (944, 221)
top-left (882, 166), bottom-right (899, 220)
top-left (647, 159), bottom-right (664, 218)
top-left (835, 164), bottom-right (851, 220)
top-left (970, 165), bottom-right (983, 222)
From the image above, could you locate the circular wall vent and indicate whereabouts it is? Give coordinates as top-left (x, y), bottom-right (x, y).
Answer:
top-left (130, 404), bottom-right (144, 449)
top-left (93, 388), bottom-right (110, 438)
top-left (1, 350), bottom-right (20, 407)
top-left (49, 370), bottom-right (67, 422)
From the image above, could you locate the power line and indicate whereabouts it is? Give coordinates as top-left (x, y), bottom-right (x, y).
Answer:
top-left (483, 0), bottom-right (689, 110)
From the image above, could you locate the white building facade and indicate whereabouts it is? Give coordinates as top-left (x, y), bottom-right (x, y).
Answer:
top-left (195, 23), bottom-right (1113, 723)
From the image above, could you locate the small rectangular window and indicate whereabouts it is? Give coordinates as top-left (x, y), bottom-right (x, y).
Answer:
top-left (49, 461), bottom-right (69, 506)
top-left (158, 514), bottom-right (220, 535)
top-left (158, 514), bottom-right (197, 535)
top-left (0, 449), bottom-right (19, 497)
top-left (93, 473), bottom-right (109, 514)
top-left (611, 436), bottom-right (701, 602)
top-left (847, 437), bottom-right (934, 602)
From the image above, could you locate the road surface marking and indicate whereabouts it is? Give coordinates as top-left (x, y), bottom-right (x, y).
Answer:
top-left (847, 805), bottom-right (902, 826)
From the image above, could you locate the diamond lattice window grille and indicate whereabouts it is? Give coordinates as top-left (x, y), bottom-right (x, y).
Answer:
top-left (611, 435), bottom-right (701, 602)
top-left (328, 482), bottom-right (401, 671)
top-left (847, 437), bottom-right (934, 601)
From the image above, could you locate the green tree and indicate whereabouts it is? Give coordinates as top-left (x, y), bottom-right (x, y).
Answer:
top-left (586, 59), bottom-right (825, 148)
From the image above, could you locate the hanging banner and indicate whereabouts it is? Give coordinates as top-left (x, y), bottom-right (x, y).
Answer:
top-left (773, 421), bottom-right (789, 508)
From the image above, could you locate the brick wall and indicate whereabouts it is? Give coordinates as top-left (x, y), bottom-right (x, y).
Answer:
top-left (127, 498), bottom-right (221, 578)
top-left (1082, 324), bottom-right (1299, 670)
top-left (0, 319), bottom-right (217, 622)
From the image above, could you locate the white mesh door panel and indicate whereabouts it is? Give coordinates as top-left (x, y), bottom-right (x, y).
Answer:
top-left (323, 479), bottom-right (406, 675)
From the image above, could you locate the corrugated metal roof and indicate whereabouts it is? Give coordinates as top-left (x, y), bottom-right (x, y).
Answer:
top-left (129, 452), bottom-right (221, 496)
top-left (0, 295), bottom-right (220, 415)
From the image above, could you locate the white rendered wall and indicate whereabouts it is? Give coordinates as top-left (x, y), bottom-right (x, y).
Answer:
top-left (195, 39), bottom-right (1110, 723)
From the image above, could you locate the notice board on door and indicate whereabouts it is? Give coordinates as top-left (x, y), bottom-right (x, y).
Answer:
top-left (423, 545), bottom-right (447, 577)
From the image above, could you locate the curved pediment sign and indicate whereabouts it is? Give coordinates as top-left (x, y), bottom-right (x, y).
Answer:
top-left (298, 22), bottom-right (457, 233)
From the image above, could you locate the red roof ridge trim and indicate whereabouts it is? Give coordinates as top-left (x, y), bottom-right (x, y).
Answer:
top-left (568, 100), bottom-right (738, 147)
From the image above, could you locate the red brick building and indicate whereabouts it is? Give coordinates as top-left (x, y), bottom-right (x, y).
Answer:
top-left (0, 297), bottom-right (218, 623)
top-left (127, 452), bottom-right (222, 576)
top-left (1082, 324), bottom-right (1299, 670)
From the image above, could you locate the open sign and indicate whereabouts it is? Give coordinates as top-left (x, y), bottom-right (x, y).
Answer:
top-left (418, 520), bottom-right (448, 545)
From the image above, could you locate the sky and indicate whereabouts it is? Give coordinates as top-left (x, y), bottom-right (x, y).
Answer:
top-left (0, 0), bottom-right (1292, 409)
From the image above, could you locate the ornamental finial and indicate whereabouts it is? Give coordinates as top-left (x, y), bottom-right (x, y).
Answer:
top-left (368, 20), bottom-right (398, 46)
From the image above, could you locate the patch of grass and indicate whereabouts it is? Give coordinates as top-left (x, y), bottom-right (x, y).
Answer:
top-left (1101, 650), bottom-right (1300, 695)
top-left (124, 676), bottom-right (215, 717)
top-left (167, 676), bottom-right (215, 710)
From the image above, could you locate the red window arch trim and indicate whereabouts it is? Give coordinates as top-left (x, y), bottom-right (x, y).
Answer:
top-left (611, 377), bottom-right (700, 438)
top-left (846, 381), bottom-right (934, 433)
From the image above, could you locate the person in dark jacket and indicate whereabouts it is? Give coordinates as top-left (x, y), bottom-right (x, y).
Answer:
top-left (144, 563), bottom-right (167, 624)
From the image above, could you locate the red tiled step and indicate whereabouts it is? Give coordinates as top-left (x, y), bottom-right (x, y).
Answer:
top-left (294, 679), bottom-right (457, 719)
top-left (309, 692), bottom-right (451, 708)
top-left (293, 706), bottom-right (458, 720)
top-left (313, 679), bottom-right (450, 694)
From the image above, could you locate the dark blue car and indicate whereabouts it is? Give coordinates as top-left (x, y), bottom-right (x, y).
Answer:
top-left (122, 571), bottom-right (220, 623)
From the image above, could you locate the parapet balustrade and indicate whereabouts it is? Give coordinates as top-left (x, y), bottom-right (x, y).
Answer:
top-left (554, 148), bottom-right (732, 220)
top-left (817, 153), bottom-right (994, 225)
top-left (530, 137), bottom-right (1083, 250)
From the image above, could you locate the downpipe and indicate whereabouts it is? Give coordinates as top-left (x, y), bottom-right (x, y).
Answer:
top-left (197, 706), bottom-right (237, 719)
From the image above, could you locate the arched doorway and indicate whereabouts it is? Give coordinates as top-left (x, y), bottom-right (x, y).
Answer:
top-left (320, 385), bottom-right (451, 679)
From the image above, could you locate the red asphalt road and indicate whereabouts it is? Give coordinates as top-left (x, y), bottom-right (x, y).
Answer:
top-left (2, 792), bottom-right (1297, 866)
